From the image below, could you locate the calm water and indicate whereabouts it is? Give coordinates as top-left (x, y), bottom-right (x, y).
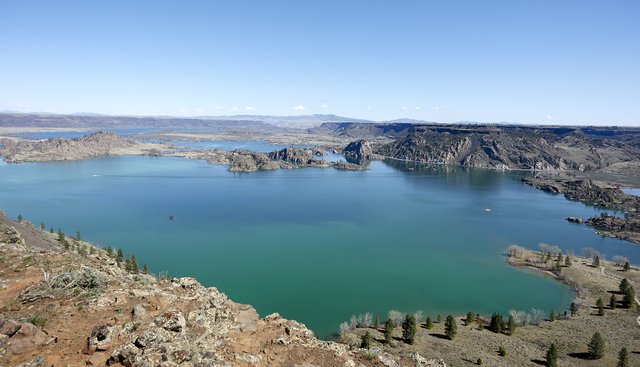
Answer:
top-left (1, 154), bottom-right (637, 338)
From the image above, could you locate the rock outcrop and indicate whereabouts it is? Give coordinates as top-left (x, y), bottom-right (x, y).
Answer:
top-left (0, 132), bottom-right (171, 163)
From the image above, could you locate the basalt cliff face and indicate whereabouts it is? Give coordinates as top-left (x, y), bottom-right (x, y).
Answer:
top-left (0, 213), bottom-right (441, 367)
top-left (321, 124), bottom-right (640, 172)
top-left (374, 128), bottom-right (640, 171)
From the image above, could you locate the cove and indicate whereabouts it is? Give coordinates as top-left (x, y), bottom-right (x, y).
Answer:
top-left (0, 154), bottom-right (636, 338)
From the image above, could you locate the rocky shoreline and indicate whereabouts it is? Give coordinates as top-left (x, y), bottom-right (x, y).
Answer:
top-left (523, 174), bottom-right (640, 244)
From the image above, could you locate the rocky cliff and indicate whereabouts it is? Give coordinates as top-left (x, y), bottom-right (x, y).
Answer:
top-left (0, 213), bottom-right (442, 366)
top-left (332, 125), bottom-right (640, 172)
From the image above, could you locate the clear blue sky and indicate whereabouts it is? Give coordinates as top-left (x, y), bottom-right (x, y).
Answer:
top-left (1, 1), bottom-right (639, 124)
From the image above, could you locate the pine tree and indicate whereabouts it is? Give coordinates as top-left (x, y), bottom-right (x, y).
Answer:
top-left (619, 278), bottom-right (630, 293)
top-left (465, 312), bottom-right (475, 325)
top-left (588, 332), bottom-right (605, 360)
top-left (143, 263), bottom-right (149, 274)
top-left (75, 230), bottom-right (81, 241)
top-left (116, 248), bottom-right (124, 265)
top-left (402, 314), bottom-right (416, 344)
top-left (444, 315), bottom-right (457, 340)
top-left (425, 316), bottom-right (433, 329)
top-left (549, 309), bottom-right (556, 322)
top-left (618, 347), bottom-right (629, 367)
top-left (565, 255), bottom-right (572, 267)
top-left (17, 214), bottom-right (23, 223)
top-left (570, 302), bottom-right (579, 316)
top-left (57, 229), bottom-right (65, 242)
top-left (506, 315), bottom-right (516, 335)
top-left (593, 256), bottom-right (600, 267)
top-left (373, 317), bottom-right (380, 329)
top-left (596, 298), bottom-right (605, 316)
top-left (622, 285), bottom-right (636, 309)
top-left (610, 294), bottom-right (617, 309)
top-left (545, 343), bottom-right (558, 367)
top-left (436, 314), bottom-right (442, 323)
top-left (623, 261), bottom-right (630, 272)
top-left (40, 223), bottom-right (45, 230)
top-left (126, 255), bottom-right (139, 273)
top-left (384, 319), bottom-right (393, 344)
top-left (490, 313), bottom-right (503, 333)
top-left (360, 331), bottom-right (371, 349)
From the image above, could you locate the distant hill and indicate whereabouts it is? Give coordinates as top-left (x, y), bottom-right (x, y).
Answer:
top-left (0, 112), bottom-right (372, 130)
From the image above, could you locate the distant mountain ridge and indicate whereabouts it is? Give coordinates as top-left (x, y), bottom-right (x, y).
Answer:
top-left (0, 112), bottom-right (373, 130)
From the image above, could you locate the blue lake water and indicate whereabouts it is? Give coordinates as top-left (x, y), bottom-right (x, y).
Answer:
top-left (0, 154), bottom-right (637, 338)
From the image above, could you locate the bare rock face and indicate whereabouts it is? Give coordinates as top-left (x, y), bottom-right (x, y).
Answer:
top-left (5, 322), bottom-right (53, 355)
top-left (87, 323), bottom-right (119, 352)
top-left (268, 147), bottom-right (328, 167)
top-left (343, 139), bottom-right (380, 162)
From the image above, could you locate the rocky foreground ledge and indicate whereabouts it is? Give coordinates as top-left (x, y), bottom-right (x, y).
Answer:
top-left (0, 213), bottom-right (441, 367)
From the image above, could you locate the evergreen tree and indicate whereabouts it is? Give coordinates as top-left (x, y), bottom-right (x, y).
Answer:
top-left (75, 230), bottom-right (81, 241)
top-left (476, 358), bottom-right (482, 365)
top-left (618, 347), bottom-right (629, 367)
top-left (57, 229), bottom-right (65, 242)
top-left (360, 331), bottom-right (371, 349)
top-left (105, 246), bottom-right (114, 257)
top-left (570, 302), bottom-right (579, 316)
top-left (545, 252), bottom-right (552, 262)
top-left (549, 309), bottom-right (556, 322)
top-left (425, 316), bottom-right (433, 329)
top-left (506, 315), bottom-right (516, 335)
top-left (554, 261), bottom-right (561, 272)
top-left (373, 316), bottom-right (380, 329)
top-left (436, 314), bottom-right (441, 323)
top-left (619, 278), bottom-right (630, 293)
top-left (116, 248), bottom-right (124, 265)
top-left (596, 298), bottom-right (605, 316)
top-left (622, 285), bottom-right (636, 309)
top-left (557, 253), bottom-right (563, 263)
top-left (444, 315), bottom-right (457, 340)
top-left (17, 214), bottom-right (23, 223)
top-left (143, 263), bottom-right (149, 274)
top-left (545, 343), bottom-right (558, 367)
top-left (126, 255), bottom-right (139, 273)
top-left (490, 313), bottom-right (504, 333)
top-left (384, 319), bottom-right (393, 344)
top-left (565, 255), bottom-right (572, 267)
top-left (588, 332), bottom-right (605, 360)
top-left (623, 261), bottom-right (630, 272)
top-left (610, 294), bottom-right (617, 309)
top-left (50, 227), bottom-right (54, 233)
top-left (402, 314), bottom-right (416, 344)
top-left (40, 223), bottom-right (45, 230)
top-left (593, 256), bottom-right (601, 267)
top-left (465, 312), bottom-right (475, 326)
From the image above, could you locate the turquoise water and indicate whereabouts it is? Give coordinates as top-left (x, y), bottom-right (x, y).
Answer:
top-left (0, 155), bottom-right (637, 338)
